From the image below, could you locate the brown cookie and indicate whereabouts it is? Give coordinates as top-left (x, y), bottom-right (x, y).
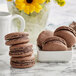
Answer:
top-left (37, 30), bottom-right (53, 49)
top-left (5, 36), bottom-right (29, 46)
top-left (42, 36), bottom-right (67, 51)
top-left (10, 55), bottom-right (35, 68)
top-left (54, 26), bottom-right (76, 47)
top-left (5, 32), bottom-right (29, 40)
top-left (5, 32), bottom-right (29, 46)
top-left (9, 43), bottom-right (33, 57)
top-left (69, 21), bottom-right (76, 32)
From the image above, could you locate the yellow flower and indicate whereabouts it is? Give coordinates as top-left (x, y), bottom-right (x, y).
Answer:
top-left (15, 0), bottom-right (46, 14)
top-left (46, 0), bottom-right (51, 3)
top-left (7, 0), bottom-right (12, 1)
top-left (55, 0), bottom-right (66, 6)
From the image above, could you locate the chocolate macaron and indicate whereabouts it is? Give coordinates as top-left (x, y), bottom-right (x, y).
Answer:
top-left (37, 30), bottom-right (53, 49)
top-left (69, 21), bottom-right (76, 32)
top-left (42, 36), bottom-right (67, 51)
top-left (5, 32), bottom-right (29, 46)
top-left (10, 55), bottom-right (35, 68)
top-left (9, 43), bottom-right (33, 57)
top-left (54, 26), bottom-right (76, 47)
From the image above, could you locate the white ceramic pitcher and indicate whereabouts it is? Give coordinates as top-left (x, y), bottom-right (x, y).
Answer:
top-left (0, 12), bottom-right (25, 54)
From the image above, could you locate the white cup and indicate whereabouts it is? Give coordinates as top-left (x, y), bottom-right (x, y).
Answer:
top-left (0, 12), bottom-right (25, 55)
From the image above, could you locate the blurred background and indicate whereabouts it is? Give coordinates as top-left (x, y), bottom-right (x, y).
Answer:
top-left (0, 0), bottom-right (76, 26)
top-left (0, 0), bottom-right (6, 3)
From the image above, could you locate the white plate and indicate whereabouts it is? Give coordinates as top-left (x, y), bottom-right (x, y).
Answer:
top-left (37, 49), bottom-right (72, 62)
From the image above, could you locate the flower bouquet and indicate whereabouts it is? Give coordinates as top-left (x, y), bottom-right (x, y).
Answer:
top-left (7, 0), bottom-right (65, 44)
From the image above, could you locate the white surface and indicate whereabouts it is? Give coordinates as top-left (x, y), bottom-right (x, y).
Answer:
top-left (0, 50), bottom-right (76, 76)
top-left (37, 50), bottom-right (72, 62)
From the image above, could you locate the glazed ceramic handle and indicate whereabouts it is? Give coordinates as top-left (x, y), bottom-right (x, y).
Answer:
top-left (11, 14), bottom-right (25, 32)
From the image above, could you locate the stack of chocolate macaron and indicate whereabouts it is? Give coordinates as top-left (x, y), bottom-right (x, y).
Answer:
top-left (5, 32), bottom-right (35, 68)
top-left (37, 26), bottom-right (76, 51)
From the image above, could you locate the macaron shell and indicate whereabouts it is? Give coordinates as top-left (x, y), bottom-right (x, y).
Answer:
top-left (37, 30), bottom-right (53, 48)
top-left (5, 32), bottom-right (29, 40)
top-left (54, 30), bottom-right (76, 47)
top-left (69, 22), bottom-right (76, 31)
top-left (9, 43), bottom-right (33, 57)
top-left (43, 36), bottom-right (67, 46)
top-left (10, 43), bottom-right (33, 51)
top-left (10, 56), bottom-right (35, 68)
top-left (10, 63), bottom-right (35, 68)
top-left (11, 55), bottom-right (35, 61)
top-left (5, 36), bottom-right (29, 46)
top-left (9, 49), bottom-right (33, 57)
top-left (42, 41), bottom-right (67, 51)
top-left (54, 26), bottom-right (76, 36)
